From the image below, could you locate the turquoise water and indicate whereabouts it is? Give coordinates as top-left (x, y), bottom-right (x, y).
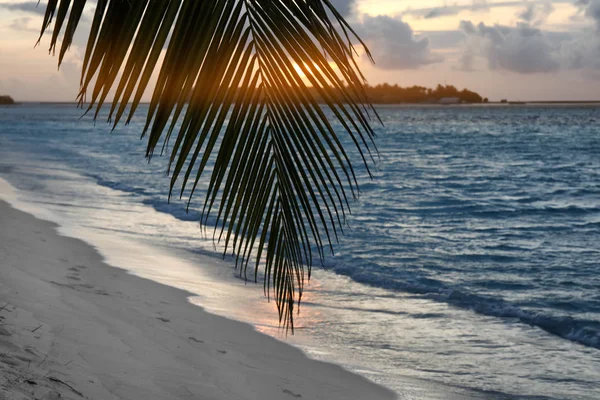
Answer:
top-left (1, 104), bottom-right (599, 399)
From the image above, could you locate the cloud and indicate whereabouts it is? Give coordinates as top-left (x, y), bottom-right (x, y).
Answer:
top-left (9, 16), bottom-right (38, 33)
top-left (459, 21), bottom-right (560, 73)
top-left (459, 0), bottom-right (600, 77)
top-left (516, 2), bottom-right (555, 26)
top-left (0, 1), bottom-right (44, 15)
top-left (402, 0), bottom-right (492, 19)
top-left (356, 15), bottom-right (442, 69)
top-left (560, 1), bottom-right (600, 73)
top-left (402, 0), bottom-right (570, 20)
top-left (401, 0), bottom-right (531, 20)
top-left (576, 0), bottom-right (600, 28)
top-left (424, 30), bottom-right (468, 49)
top-left (328, 0), bottom-right (356, 17)
top-left (558, 1), bottom-right (600, 74)
top-left (560, 36), bottom-right (600, 71)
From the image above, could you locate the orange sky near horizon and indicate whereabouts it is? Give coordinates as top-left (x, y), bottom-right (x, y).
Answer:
top-left (1, 0), bottom-right (600, 101)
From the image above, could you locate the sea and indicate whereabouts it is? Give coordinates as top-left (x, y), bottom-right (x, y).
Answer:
top-left (0, 103), bottom-right (599, 399)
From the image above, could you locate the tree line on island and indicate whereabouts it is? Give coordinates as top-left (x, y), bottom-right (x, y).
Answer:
top-left (0, 84), bottom-right (485, 106)
top-left (0, 95), bottom-right (15, 105)
top-left (304, 84), bottom-right (486, 104)
top-left (210, 83), bottom-right (487, 105)
top-left (358, 84), bottom-right (486, 104)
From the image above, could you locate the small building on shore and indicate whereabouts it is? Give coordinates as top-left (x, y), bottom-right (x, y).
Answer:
top-left (438, 97), bottom-right (460, 105)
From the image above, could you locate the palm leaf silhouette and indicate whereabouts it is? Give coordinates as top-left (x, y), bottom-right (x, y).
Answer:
top-left (38, 0), bottom-right (378, 330)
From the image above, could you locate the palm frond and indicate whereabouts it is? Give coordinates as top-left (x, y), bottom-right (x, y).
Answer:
top-left (38, 0), bottom-right (378, 330)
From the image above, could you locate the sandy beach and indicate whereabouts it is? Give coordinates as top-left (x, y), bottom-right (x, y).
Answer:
top-left (0, 200), bottom-right (396, 400)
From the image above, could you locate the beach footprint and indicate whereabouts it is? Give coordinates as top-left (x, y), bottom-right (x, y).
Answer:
top-left (66, 266), bottom-right (82, 281)
top-left (282, 389), bottom-right (302, 398)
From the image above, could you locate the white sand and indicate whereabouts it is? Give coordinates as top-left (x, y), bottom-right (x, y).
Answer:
top-left (0, 200), bottom-right (396, 400)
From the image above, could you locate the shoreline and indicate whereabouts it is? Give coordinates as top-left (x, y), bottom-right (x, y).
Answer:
top-left (0, 177), bottom-right (526, 400)
top-left (2, 104), bottom-right (597, 399)
top-left (0, 199), bottom-right (396, 399)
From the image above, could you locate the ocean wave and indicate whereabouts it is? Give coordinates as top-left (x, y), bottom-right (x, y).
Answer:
top-left (473, 205), bottom-right (600, 218)
top-left (91, 166), bottom-right (600, 351)
top-left (86, 174), bottom-right (152, 196)
top-left (327, 257), bottom-right (600, 349)
top-left (73, 111), bottom-right (600, 353)
top-left (83, 163), bottom-right (600, 350)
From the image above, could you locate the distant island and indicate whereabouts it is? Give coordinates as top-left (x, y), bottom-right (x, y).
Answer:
top-left (362, 84), bottom-right (485, 104)
top-left (304, 84), bottom-right (486, 105)
top-left (0, 95), bottom-right (15, 105)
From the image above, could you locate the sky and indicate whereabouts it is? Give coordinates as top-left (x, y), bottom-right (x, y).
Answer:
top-left (1, 0), bottom-right (600, 101)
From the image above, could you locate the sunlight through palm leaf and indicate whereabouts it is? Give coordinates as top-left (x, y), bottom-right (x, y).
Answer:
top-left (38, 0), bottom-right (378, 330)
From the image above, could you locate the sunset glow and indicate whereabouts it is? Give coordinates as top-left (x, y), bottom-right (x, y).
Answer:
top-left (1, 0), bottom-right (600, 101)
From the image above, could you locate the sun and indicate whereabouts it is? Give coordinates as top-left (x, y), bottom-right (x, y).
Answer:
top-left (292, 61), bottom-right (341, 87)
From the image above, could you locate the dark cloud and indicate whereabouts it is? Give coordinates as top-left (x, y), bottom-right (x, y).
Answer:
top-left (457, 0), bottom-right (600, 75)
top-left (459, 21), bottom-right (560, 73)
top-left (0, 1), bottom-right (44, 15)
top-left (424, 30), bottom-right (468, 49)
top-left (561, 1), bottom-right (600, 72)
top-left (357, 15), bottom-right (442, 69)
top-left (402, 1), bottom-right (508, 19)
top-left (403, 0), bottom-right (569, 20)
top-left (328, 0), bottom-right (356, 17)
top-left (516, 2), bottom-right (555, 25)
top-left (418, 6), bottom-right (470, 19)
top-left (576, 0), bottom-right (600, 29)
top-left (458, 11), bottom-right (600, 76)
top-left (561, 37), bottom-right (600, 70)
